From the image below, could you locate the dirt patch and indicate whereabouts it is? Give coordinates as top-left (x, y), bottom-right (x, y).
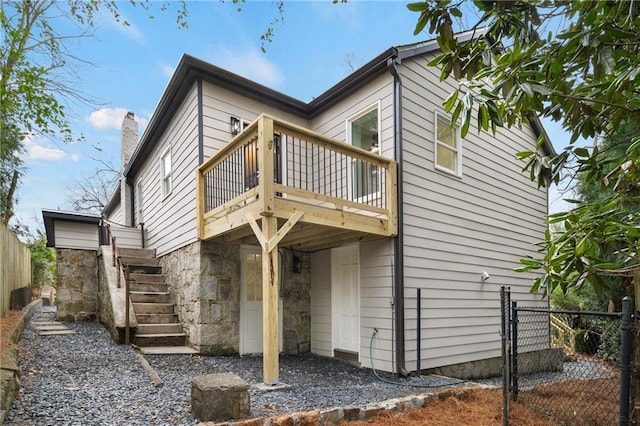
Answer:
top-left (344, 388), bottom-right (554, 426)
top-left (345, 377), bottom-right (619, 426)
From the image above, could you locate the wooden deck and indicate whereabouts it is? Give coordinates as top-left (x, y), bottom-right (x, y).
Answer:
top-left (195, 114), bottom-right (397, 385)
top-left (196, 114), bottom-right (398, 250)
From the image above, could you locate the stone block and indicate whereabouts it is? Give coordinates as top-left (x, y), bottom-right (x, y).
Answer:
top-left (319, 408), bottom-right (342, 426)
top-left (191, 372), bottom-right (250, 421)
top-left (342, 407), bottom-right (361, 421)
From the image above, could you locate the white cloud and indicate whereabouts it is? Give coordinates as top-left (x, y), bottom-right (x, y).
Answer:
top-left (215, 47), bottom-right (283, 88)
top-left (21, 134), bottom-right (70, 162)
top-left (88, 107), bottom-right (132, 130)
top-left (87, 107), bottom-right (148, 131)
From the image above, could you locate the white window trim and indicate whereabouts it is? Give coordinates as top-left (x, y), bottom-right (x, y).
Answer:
top-left (160, 147), bottom-right (172, 198)
top-left (434, 110), bottom-right (463, 177)
top-left (346, 101), bottom-right (382, 202)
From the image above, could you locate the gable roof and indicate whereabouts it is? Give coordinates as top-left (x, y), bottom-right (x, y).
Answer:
top-left (123, 29), bottom-right (554, 180)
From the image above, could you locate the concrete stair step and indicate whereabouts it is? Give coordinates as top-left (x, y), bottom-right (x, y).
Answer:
top-left (129, 273), bottom-right (165, 284)
top-left (130, 292), bottom-right (172, 304)
top-left (118, 256), bottom-right (160, 267)
top-left (132, 303), bottom-right (175, 315)
top-left (124, 264), bottom-right (162, 274)
top-left (136, 313), bottom-right (179, 324)
top-left (134, 333), bottom-right (187, 347)
top-left (130, 282), bottom-right (168, 293)
top-left (137, 323), bottom-right (183, 334)
top-left (138, 346), bottom-right (198, 355)
top-left (117, 248), bottom-right (156, 259)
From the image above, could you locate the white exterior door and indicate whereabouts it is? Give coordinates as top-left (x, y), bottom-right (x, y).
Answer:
top-left (331, 245), bottom-right (360, 353)
top-left (240, 246), bottom-right (283, 355)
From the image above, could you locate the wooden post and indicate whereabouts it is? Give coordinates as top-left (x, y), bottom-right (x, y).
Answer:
top-left (262, 215), bottom-right (279, 385)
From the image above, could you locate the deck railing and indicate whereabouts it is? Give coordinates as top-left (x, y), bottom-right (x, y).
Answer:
top-left (197, 114), bottom-right (397, 240)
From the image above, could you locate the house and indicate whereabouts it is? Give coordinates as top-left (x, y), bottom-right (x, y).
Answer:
top-left (44, 30), bottom-right (552, 385)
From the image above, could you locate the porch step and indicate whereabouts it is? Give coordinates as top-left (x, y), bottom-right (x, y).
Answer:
top-left (130, 291), bottom-right (172, 304)
top-left (137, 323), bottom-right (183, 334)
top-left (133, 303), bottom-right (175, 315)
top-left (136, 313), bottom-right (180, 324)
top-left (138, 346), bottom-right (199, 355)
top-left (117, 248), bottom-right (156, 259)
top-left (130, 282), bottom-right (168, 293)
top-left (119, 256), bottom-right (160, 267)
top-left (129, 273), bottom-right (165, 284)
top-left (134, 333), bottom-right (187, 347)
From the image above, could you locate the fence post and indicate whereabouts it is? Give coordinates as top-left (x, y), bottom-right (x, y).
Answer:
top-left (417, 287), bottom-right (421, 377)
top-left (511, 300), bottom-right (519, 401)
top-left (500, 286), bottom-right (511, 426)
top-left (619, 296), bottom-right (632, 426)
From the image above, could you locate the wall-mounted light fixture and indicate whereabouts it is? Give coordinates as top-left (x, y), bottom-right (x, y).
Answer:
top-left (293, 255), bottom-right (302, 274)
top-left (481, 271), bottom-right (490, 281)
top-left (230, 116), bottom-right (241, 136)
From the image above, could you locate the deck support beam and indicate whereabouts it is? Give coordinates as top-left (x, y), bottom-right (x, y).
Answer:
top-left (261, 215), bottom-right (279, 385)
top-left (245, 210), bottom-right (303, 385)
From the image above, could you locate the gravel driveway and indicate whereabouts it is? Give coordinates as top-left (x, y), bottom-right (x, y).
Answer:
top-left (6, 306), bottom-right (465, 425)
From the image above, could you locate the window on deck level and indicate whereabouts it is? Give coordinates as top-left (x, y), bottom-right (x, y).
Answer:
top-left (348, 103), bottom-right (380, 200)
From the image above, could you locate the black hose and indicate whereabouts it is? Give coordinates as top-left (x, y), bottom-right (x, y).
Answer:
top-left (369, 329), bottom-right (468, 388)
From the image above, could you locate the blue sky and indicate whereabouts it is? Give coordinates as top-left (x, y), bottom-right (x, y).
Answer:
top-left (15, 1), bottom-right (573, 235)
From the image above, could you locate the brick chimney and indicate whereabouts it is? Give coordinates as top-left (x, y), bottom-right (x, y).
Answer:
top-left (121, 112), bottom-right (138, 226)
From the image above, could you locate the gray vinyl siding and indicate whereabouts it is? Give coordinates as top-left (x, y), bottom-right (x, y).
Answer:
top-left (310, 74), bottom-right (395, 160)
top-left (310, 249), bottom-right (331, 357)
top-left (106, 204), bottom-right (122, 226)
top-left (134, 84), bottom-right (200, 257)
top-left (54, 222), bottom-right (99, 250)
top-left (200, 82), bottom-right (309, 162)
top-left (308, 73), bottom-right (396, 371)
top-left (399, 55), bottom-right (548, 371)
top-left (359, 238), bottom-right (394, 373)
top-left (109, 225), bottom-right (143, 249)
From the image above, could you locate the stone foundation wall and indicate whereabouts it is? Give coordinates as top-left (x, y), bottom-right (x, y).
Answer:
top-left (426, 348), bottom-right (564, 380)
top-left (161, 241), bottom-right (241, 355)
top-left (55, 249), bottom-right (98, 322)
top-left (160, 241), bottom-right (311, 356)
top-left (97, 251), bottom-right (118, 341)
top-left (280, 250), bottom-right (311, 354)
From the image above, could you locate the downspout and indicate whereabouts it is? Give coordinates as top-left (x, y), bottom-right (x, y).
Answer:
top-left (387, 53), bottom-right (408, 377)
top-left (197, 79), bottom-right (204, 165)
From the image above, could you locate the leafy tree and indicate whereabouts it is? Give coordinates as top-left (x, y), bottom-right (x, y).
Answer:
top-left (28, 231), bottom-right (56, 289)
top-left (0, 119), bottom-right (24, 224)
top-left (0, 0), bottom-right (188, 228)
top-left (407, 0), bottom-right (640, 297)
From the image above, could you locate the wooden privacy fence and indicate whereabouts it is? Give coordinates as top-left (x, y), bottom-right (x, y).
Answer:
top-left (0, 225), bottom-right (32, 317)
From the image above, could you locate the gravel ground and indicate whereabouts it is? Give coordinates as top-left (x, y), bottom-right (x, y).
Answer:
top-left (6, 306), bottom-right (466, 425)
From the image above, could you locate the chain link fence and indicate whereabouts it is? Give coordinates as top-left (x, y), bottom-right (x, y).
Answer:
top-left (501, 287), bottom-right (634, 425)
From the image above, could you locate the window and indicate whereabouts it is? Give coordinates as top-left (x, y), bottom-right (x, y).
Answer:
top-left (244, 251), bottom-right (262, 301)
top-left (348, 103), bottom-right (380, 199)
top-left (435, 112), bottom-right (461, 175)
top-left (161, 148), bottom-right (172, 196)
top-left (135, 181), bottom-right (143, 223)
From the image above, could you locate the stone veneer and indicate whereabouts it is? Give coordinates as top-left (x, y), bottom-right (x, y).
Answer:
top-left (55, 249), bottom-right (98, 322)
top-left (160, 241), bottom-right (310, 356)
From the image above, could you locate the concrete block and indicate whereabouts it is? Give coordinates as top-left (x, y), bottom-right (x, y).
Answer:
top-left (191, 372), bottom-right (250, 421)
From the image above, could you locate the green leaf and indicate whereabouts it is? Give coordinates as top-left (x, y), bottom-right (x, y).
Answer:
top-left (406, 2), bottom-right (428, 12)
top-left (443, 90), bottom-right (458, 112)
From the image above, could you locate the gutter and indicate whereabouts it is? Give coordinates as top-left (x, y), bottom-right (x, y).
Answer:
top-left (387, 52), bottom-right (409, 377)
